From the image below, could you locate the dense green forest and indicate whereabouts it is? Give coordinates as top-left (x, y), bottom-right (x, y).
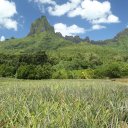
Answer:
top-left (0, 16), bottom-right (128, 79)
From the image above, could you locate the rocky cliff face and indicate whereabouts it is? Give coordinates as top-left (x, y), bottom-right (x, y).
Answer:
top-left (28, 16), bottom-right (54, 36)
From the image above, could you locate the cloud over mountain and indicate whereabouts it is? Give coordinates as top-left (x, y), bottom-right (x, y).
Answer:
top-left (30, 0), bottom-right (120, 27)
top-left (29, 0), bottom-right (120, 33)
top-left (54, 23), bottom-right (85, 36)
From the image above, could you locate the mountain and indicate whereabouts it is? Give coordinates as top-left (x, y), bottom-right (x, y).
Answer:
top-left (0, 16), bottom-right (74, 54)
top-left (0, 16), bottom-right (128, 55)
top-left (28, 16), bottom-right (54, 36)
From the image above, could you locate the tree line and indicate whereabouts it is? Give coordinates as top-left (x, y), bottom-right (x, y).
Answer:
top-left (0, 51), bottom-right (128, 79)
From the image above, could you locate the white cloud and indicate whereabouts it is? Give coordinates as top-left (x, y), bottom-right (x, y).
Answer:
top-left (0, 18), bottom-right (17, 30)
top-left (69, 0), bottom-right (111, 19)
top-left (92, 14), bottom-right (120, 24)
top-left (48, 0), bottom-right (81, 16)
top-left (92, 24), bottom-right (106, 30)
top-left (30, 0), bottom-right (82, 16)
top-left (68, 0), bottom-right (119, 24)
top-left (54, 23), bottom-right (85, 36)
top-left (31, 0), bottom-right (119, 23)
top-left (30, 0), bottom-right (120, 31)
top-left (0, 0), bottom-right (17, 30)
top-left (0, 36), bottom-right (5, 42)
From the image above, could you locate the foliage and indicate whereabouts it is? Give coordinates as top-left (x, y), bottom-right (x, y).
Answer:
top-left (94, 63), bottom-right (128, 79)
top-left (105, 63), bottom-right (122, 78)
top-left (0, 64), bottom-right (16, 77)
top-left (16, 65), bottom-right (35, 79)
top-left (0, 51), bottom-right (127, 79)
top-left (52, 69), bottom-right (68, 79)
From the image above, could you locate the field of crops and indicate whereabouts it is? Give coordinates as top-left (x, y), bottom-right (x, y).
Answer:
top-left (0, 78), bottom-right (128, 128)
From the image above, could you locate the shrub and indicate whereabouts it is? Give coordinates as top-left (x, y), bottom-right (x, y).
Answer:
top-left (35, 64), bottom-right (53, 79)
top-left (16, 64), bottom-right (53, 79)
top-left (52, 69), bottom-right (68, 79)
top-left (94, 67), bottom-right (107, 79)
top-left (0, 64), bottom-right (16, 77)
top-left (122, 63), bottom-right (128, 77)
top-left (94, 63), bottom-right (123, 79)
top-left (80, 69), bottom-right (94, 79)
top-left (88, 53), bottom-right (102, 69)
top-left (68, 58), bottom-right (89, 70)
top-left (16, 65), bottom-right (35, 79)
top-left (106, 63), bottom-right (122, 78)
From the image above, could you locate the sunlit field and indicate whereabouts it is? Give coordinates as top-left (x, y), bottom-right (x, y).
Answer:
top-left (0, 78), bottom-right (128, 128)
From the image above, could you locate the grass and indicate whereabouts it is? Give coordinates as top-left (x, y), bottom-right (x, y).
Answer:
top-left (0, 79), bottom-right (128, 128)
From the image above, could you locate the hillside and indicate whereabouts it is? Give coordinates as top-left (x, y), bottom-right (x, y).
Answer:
top-left (112, 28), bottom-right (128, 50)
top-left (0, 32), bottom-right (74, 54)
top-left (0, 16), bottom-right (127, 79)
top-left (0, 16), bottom-right (128, 54)
top-left (0, 16), bottom-right (73, 54)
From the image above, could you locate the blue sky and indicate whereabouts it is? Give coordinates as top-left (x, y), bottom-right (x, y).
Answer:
top-left (0, 0), bottom-right (128, 41)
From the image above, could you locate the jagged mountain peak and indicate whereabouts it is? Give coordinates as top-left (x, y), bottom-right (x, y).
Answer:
top-left (28, 16), bottom-right (54, 36)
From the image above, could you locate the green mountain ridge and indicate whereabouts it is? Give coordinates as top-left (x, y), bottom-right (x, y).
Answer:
top-left (0, 16), bottom-right (128, 55)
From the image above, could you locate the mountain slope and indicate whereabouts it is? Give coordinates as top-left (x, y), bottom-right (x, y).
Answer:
top-left (93, 28), bottom-right (128, 50)
top-left (0, 32), bottom-right (74, 54)
top-left (112, 28), bottom-right (128, 50)
top-left (0, 16), bottom-right (128, 55)
top-left (0, 16), bottom-right (74, 54)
